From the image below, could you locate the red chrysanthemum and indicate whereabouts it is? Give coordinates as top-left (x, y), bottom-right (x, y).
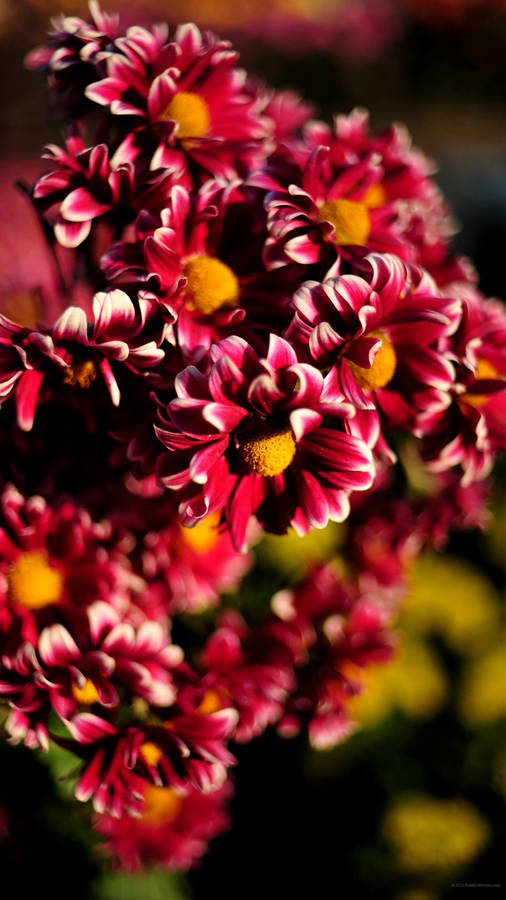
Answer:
top-left (155, 334), bottom-right (375, 549)
top-left (287, 252), bottom-right (460, 435)
top-left (84, 20), bottom-right (270, 177)
top-left (94, 778), bottom-right (232, 871)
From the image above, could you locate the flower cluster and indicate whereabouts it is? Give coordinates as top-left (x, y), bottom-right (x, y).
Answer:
top-left (0, 1), bottom-right (504, 874)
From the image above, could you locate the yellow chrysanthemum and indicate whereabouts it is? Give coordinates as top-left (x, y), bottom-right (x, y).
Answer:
top-left (350, 638), bottom-right (447, 727)
top-left (402, 553), bottom-right (500, 655)
top-left (382, 794), bottom-right (489, 872)
top-left (459, 641), bottom-right (506, 725)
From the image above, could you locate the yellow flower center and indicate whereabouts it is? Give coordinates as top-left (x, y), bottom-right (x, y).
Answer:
top-left (196, 689), bottom-right (223, 715)
top-left (183, 255), bottom-right (240, 316)
top-left (1, 291), bottom-right (41, 329)
top-left (7, 551), bottom-right (64, 610)
top-left (141, 784), bottom-right (183, 826)
top-left (362, 182), bottom-right (388, 209)
top-left (72, 678), bottom-right (100, 705)
top-left (348, 330), bottom-right (397, 390)
top-left (179, 510), bottom-right (222, 554)
top-left (462, 358), bottom-right (500, 408)
top-left (62, 359), bottom-right (97, 389)
top-left (159, 91), bottom-right (211, 139)
top-left (238, 424), bottom-right (296, 477)
top-left (139, 741), bottom-right (163, 768)
top-left (318, 198), bottom-right (371, 246)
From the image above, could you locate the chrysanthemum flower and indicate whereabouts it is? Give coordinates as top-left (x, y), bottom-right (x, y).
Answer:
top-left (253, 108), bottom-right (471, 283)
top-left (188, 608), bottom-right (296, 742)
top-left (25, 1), bottom-right (120, 116)
top-left (94, 778), bottom-right (232, 871)
top-left (0, 286), bottom-right (166, 430)
top-left (32, 134), bottom-right (186, 249)
top-left (103, 179), bottom-right (295, 361)
top-left (83, 19), bottom-right (270, 177)
top-left (140, 506), bottom-right (253, 614)
top-left (272, 562), bottom-right (395, 749)
top-left (382, 794), bottom-right (489, 872)
top-left (74, 705), bottom-right (237, 816)
top-left (156, 334), bottom-right (375, 549)
top-left (0, 484), bottom-right (138, 648)
top-left (420, 285), bottom-right (506, 483)
top-left (287, 253), bottom-right (459, 435)
top-left (0, 601), bottom-right (182, 750)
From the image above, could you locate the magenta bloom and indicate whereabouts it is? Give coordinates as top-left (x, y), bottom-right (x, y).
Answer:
top-left (94, 778), bottom-right (232, 872)
top-left (287, 253), bottom-right (459, 433)
top-left (192, 609), bottom-right (296, 742)
top-left (0, 484), bottom-right (135, 649)
top-left (33, 135), bottom-right (184, 249)
top-left (0, 287), bottom-right (166, 430)
top-left (420, 285), bottom-right (506, 483)
top-left (84, 20), bottom-right (269, 177)
top-left (0, 601), bottom-right (182, 751)
top-left (272, 563), bottom-right (395, 749)
top-left (103, 181), bottom-right (248, 362)
top-left (253, 107), bottom-right (471, 282)
top-left (156, 334), bottom-right (375, 549)
top-left (74, 706), bottom-right (237, 816)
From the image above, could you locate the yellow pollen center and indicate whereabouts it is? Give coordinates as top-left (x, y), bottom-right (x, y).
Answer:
top-left (318, 198), bottom-right (371, 246)
top-left (183, 255), bottom-right (240, 316)
top-left (463, 358), bottom-right (500, 408)
top-left (238, 425), bottom-right (296, 477)
top-left (2, 291), bottom-right (41, 329)
top-left (179, 510), bottom-right (222, 554)
top-left (7, 551), bottom-right (63, 610)
top-left (362, 182), bottom-right (388, 209)
top-left (159, 91), bottom-right (211, 139)
top-left (348, 330), bottom-right (397, 390)
top-left (63, 359), bottom-right (97, 389)
top-left (72, 678), bottom-right (100, 705)
top-left (139, 741), bottom-right (163, 768)
top-left (141, 784), bottom-right (183, 826)
top-left (196, 689), bottom-right (223, 715)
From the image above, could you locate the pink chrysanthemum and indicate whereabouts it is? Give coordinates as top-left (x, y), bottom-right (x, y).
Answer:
top-left (83, 19), bottom-right (270, 177)
top-left (94, 778), bottom-right (232, 872)
top-left (0, 286), bottom-right (166, 430)
top-left (272, 563), bottom-right (395, 749)
top-left (0, 484), bottom-right (137, 648)
top-left (74, 706), bottom-right (237, 816)
top-left (155, 334), bottom-right (375, 550)
top-left (420, 284), bottom-right (506, 483)
top-left (0, 601), bottom-right (182, 750)
top-left (103, 179), bottom-right (295, 362)
top-left (252, 108), bottom-right (471, 282)
top-left (187, 608), bottom-right (296, 742)
top-left (32, 135), bottom-right (186, 250)
top-left (287, 253), bottom-right (460, 434)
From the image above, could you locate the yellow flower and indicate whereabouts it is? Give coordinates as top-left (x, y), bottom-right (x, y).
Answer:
top-left (350, 638), bottom-right (447, 726)
top-left (459, 641), bottom-right (506, 725)
top-left (402, 553), bottom-right (499, 655)
top-left (382, 794), bottom-right (489, 872)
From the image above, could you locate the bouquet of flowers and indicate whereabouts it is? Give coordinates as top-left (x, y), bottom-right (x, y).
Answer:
top-left (0, 0), bottom-right (504, 872)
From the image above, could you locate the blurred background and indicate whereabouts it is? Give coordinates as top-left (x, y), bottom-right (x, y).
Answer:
top-left (1, 1), bottom-right (506, 898)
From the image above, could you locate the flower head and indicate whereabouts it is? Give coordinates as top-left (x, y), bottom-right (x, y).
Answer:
top-left (156, 334), bottom-right (375, 549)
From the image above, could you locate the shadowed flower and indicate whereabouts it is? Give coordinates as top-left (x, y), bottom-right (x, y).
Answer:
top-left (94, 777), bottom-right (232, 871)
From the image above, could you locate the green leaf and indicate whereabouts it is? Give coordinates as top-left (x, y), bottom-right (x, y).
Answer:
top-left (93, 868), bottom-right (190, 900)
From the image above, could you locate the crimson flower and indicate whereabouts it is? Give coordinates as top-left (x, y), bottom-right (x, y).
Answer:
top-left (156, 334), bottom-right (375, 549)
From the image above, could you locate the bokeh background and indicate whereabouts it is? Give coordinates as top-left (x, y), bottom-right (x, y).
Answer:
top-left (1, 1), bottom-right (506, 897)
